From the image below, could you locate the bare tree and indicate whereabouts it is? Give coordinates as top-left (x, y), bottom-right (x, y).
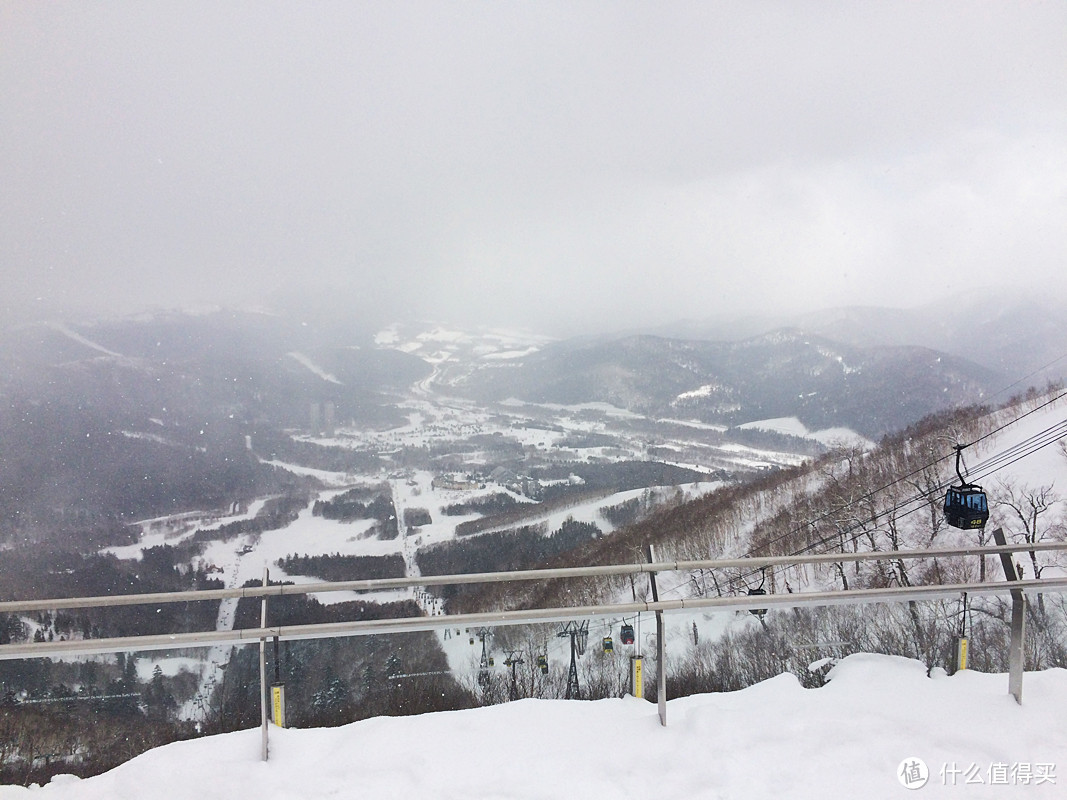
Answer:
top-left (994, 479), bottom-right (1066, 613)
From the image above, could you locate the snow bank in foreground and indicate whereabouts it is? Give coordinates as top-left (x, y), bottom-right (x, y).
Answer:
top-left (8, 654), bottom-right (1066, 799)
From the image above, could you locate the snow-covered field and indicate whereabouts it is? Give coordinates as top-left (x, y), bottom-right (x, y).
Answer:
top-left (8, 654), bottom-right (1065, 799)
top-left (738, 415), bottom-right (874, 449)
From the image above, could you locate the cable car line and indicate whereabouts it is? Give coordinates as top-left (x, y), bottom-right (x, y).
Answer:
top-left (977, 356), bottom-right (1067, 411)
top-left (968, 418), bottom-right (1067, 473)
top-left (738, 398), bottom-right (1067, 570)
top-left (654, 409), bottom-right (1067, 603)
top-left (533, 392), bottom-right (1067, 613)
top-left (967, 418), bottom-right (1067, 479)
top-left (798, 418), bottom-right (1066, 554)
top-left (745, 404), bottom-right (1067, 565)
top-left (790, 421), bottom-right (1064, 574)
top-left (963, 386), bottom-right (1067, 450)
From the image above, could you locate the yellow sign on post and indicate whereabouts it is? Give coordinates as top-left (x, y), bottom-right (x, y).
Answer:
top-left (631, 657), bottom-right (643, 699)
top-left (271, 683), bottom-right (286, 728)
top-left (956, 638), bottom-right (968, 672)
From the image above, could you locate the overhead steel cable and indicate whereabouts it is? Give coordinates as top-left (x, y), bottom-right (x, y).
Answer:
top-left (645, 393), bottom-right (1067, 603)
top-left (964, 386), bottom-right (1067, 450)
top-left (982, 353), bottom-right (1067, 407)
top-left (967, 419), bottom-right (1067, 479)
top-left (830, 381), bottom-right (1067, 519)
top-left (969, 431), bottom-right (1067, 487)
top-left (641, 387), bottom-right (1067, 602)
top-left (669, 412), bottom-right (1067, 601)
top-left (747, 391), bottom-right (1067, 560)
top-left (796, 417), bottom-right (1067, 560)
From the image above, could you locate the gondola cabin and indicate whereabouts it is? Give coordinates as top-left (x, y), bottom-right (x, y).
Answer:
top-left (537, 654), bottom-right (549, 674)
top-left (944, 485), bottom-right (989, 529)
top-left (943, 444), bottom-right (989, 530)
top-left (620, 623), bottom-right (635, 645)
top-left (602, 636), bottom-right (614, 653)
top-left (748, 587), bottom-right (767, 618)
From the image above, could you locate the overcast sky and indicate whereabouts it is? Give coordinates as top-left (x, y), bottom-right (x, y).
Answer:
top-left (2, 2), bottom-right (1065, 335)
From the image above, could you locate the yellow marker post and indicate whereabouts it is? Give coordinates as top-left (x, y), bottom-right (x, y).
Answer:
top-left (271, 683), bottom-right (286, 727)
top-left (631, 656), bottom-right (643, 699)
top-left (956, 638), bottom-right (968, 672)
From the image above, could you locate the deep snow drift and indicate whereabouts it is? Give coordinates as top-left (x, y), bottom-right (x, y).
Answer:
top-left (6, 654), bottom-right (1065, 799)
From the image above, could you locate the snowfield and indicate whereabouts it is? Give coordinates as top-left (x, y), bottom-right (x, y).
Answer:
top-left (7, 654), bottom-right (1065, 799)
top-left (738, 415), bottom-right (874, 449)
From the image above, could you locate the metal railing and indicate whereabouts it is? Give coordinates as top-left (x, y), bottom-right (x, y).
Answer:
top-left (2, 540), bottom-right (1064, 659)
top-left (2, 536), bottom-right (1065, 758)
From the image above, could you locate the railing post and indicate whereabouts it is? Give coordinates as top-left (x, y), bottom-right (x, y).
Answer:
top-left (647, 545), bottom-right (666, 727)
top-left (260, 567), bottom-right (269, 760)
top-left (1008, 590), bottom-right (1026, 704)
top-left (991, 528), bottom-right (1026, 704)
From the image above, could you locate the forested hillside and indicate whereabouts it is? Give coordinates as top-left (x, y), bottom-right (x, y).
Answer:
top-left (447, 386), bottom-right (1067, 696)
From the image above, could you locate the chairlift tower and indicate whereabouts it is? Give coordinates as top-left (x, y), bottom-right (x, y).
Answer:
top-left (557, 621), bottom-right (588, 700)
top-left (476, 628), bottom-right (493, 688)
top-left (503, 650), bottom-right (524, 701)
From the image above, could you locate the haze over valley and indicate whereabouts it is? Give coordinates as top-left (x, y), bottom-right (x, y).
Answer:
top-left (2, 2), bottom-right (1066, 794)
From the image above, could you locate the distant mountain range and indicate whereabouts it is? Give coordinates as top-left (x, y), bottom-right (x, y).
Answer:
top-left (0, 291), bottom-right (1056, 530)
top-left (2, 295), bottom-right (1041, 450)
top-left (648, 290), bottom-right (1067, 387)
top-left (0, 310), bottom-right (431, 431)
top-left (446, 330), bottom-right (998, 438)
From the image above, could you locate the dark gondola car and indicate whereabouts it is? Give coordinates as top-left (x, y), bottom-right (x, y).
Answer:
top-left (620, 623), bottom-right (635, 645)
top-left (944, 485), bottom-right (989, 529)
top-left (944, 445), bottom-right (989, 530)
top-left (748, 587), bottom-right (767, 618)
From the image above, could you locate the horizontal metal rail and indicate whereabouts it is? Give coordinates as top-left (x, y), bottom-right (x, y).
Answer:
top-left (3, 575), bottom-right (1066, 660)
top-left (2, 541), bottom-right (1064, 614)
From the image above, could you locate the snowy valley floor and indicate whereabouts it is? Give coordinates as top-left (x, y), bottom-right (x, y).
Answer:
top-left (5, 654), bottom-right (1066, 799)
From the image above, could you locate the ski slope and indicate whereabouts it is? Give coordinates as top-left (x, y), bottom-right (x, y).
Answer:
top-left (6, 654), bottom-right (1065, 799)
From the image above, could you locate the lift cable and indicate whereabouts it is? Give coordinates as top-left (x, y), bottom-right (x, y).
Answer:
top-left (979, 352), bottom-right (1067, 408)
top-left (655, 409), bottom-right (1067, 601)
top-left (964, 386), bottom-right (1067, 450)
top-left (740, 391), bottom-right (1067, 568)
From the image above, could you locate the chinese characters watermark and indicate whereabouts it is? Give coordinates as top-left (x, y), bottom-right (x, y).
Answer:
top-left (898, 758), bottom-right (1056, 788)
top-left (940, 761), bottom-right (1057, 787)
